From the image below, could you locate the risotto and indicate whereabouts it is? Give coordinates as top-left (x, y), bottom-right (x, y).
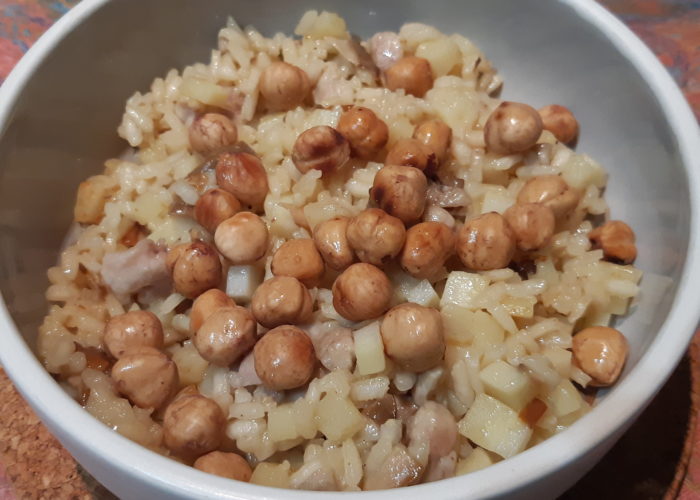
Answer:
top-left (38, 10), bottom-right (642, 491)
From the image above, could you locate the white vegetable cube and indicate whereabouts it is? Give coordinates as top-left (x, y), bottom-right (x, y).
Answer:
top-left (316, 393), bottom-right (364, 442)
top-left (415, 38), bottom-right (461, 76)
top-left (353, 322), bottom-right (386, 375)
top-left (267, 404), bottom-right (297, 442)
top-left (560, 153), bottom-right (607, 190)
top-left (440, 271), bottom-right (489, 310)
top-left (544, 379), bottom-right (583, 418)
top-left (456, 447), bottom-right (496, 475)
top-left (470, 310), bottom-right (506, 352)
top-left (441, 305), bottom-right (475, 344)
top-left (543, 347), bottom-right (572, 377)
top-left (226, 265), bottom-right (264, 303)
top-left (392, 272), bottom-right (440, 308)
top-left (458, 394), bottom-right (532, 459)
top-left (479, 360), bottom-right (536, 411)
top-left (501, 295), bottom-right (536, 318)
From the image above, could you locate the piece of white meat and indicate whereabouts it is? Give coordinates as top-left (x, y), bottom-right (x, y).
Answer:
top-left (368, 32), bottom-right (403, 72)
top-left (100, 239), bottom-right (170, 297)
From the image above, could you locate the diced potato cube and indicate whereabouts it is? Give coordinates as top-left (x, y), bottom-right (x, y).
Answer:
top-left (456, 447), bottom-right (496, 475)
top-left (295, 10), bottom-right (348, 39)
top-left (392, 272), bottom-right (440, 308)
top-left (415, 38), bottom-right (461, 77)
top-left (169, 341), bottom-right (208, 386)
top-left (353, 322), bottom-right (386, 376)
top-left (458, 394), bottom-right (532, 458)
top-left (316, 393), bottom-right (364, 442)
top-left (560, 153), bottom-right (607, 190)
top-left (74, 175), bottom-right (116, 224)
top-left (479, 360), bottom-right (536, 411)
top-left (441, 305), bottom-right (475, 344)
top-left (426, 86), bottom-right (480, 131)
top-left (501, 295), bottom-right (536, 318)
top-left (542, 347), bottom-right (572, 377)
top-left (471, 311), bottom-right (505, 352)
top-left (440, 271), bottom-right (489, 309)
top-left (267, 404), bottom-right (297, 442)
top-left (544, 379), bottom-right (583, 418)
top-left (250, 461), bottom-right (291, 488)
top-left (226, 265), bottom-right (264, 303)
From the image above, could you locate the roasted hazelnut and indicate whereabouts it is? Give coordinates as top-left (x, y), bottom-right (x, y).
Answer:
top-left (399, 221), bottom-right (455, 279)
top-left (103, 310), bottom-right (164, 359)
top-left (346, 208), bottom-right (406, 266)
top-left (254, 325), bottom-right (316, 391)
top-left (251, 276), bottom-right (313, 328)
top-left (456, 212), bottom-right (516, 270)
top-left (337, 106), bottom-right (389, 160)
top-left (194, 451), bottom-right (253, 481)
top-left (385, 138), bottom-right (437, 174)
top-left (194, 189), bottom-right (242, 233)
top-left (163, 394), bottom-right (226, 459)
top-left (166, 241), bottom-right (222, 299)
top-left (484, 102), bottom-right (543, 154)
top-left (588, 220), bottom-right (637, 265)
top-left (214, 212), bottom-right (269, 265)
top-left (111, 346), bottom-right (179, 410)
top-left (194, 306), bottom-right (257, 366)
top-left (503, 203), bottom-right (556, 251)
top-left (413, 119), bottom-right (452, 164)
top-left (384, 56), bottom-right (433, 97)
top-left (516, 175), bottom-right (581, 219)
top-left (538, 104), bottom-right (579, 144)
top-left (190, 289), bottom-right (236, 332)
top-left (312, 217), bottom-right (355, 271)
top-left (572, 326), bottom-right (628, 386)
top-left (215, 152), bottom-right (269, 211)
top-left (189, 113), bottom-right (238, 154)
top-left (292, 126), bottom-right (350, 174)
top-left (381, 303), bottom-right (445, 373)
top-left (371, 165), bottom-right (428, 224)
top-left (259, 61), bottom-right (311, 111)
top-left (271, 238), bottom-right (325, 288)
top-left (332, 263), bottom-right (392, 322)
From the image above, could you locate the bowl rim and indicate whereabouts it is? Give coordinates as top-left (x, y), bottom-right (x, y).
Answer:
top-left (1, 0), bottom-right (699, 498)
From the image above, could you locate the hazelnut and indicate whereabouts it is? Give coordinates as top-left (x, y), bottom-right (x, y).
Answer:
top-left (332, 263), bottom-right (392, 322)
top-left (190, 289), bottom-right (236, 332)
top-left (313, 217), bottom-right (355, 271)
top-left (385, 138), bottom-right (437, 174)
top-left (111, 346), bottom-right (179, 410)
top-left (484, 102), bottom-right (543, 154)
top-left (516, 175), bottom-right (581, 219)
top-left (337, 106), bottom-right (389, 160)
top-left (163, 394), bottom-right (226, 459)
top-left (346, 208), bottom-right (406, 266)
top-left (254, 325), bottom-right (316, 391)
top-left (399, 221), bottom-right (455, 279)
top-left (371, 165), bottom-right (428, 224)
top-left (588, 220), bottom-right (637, 264)
top-left (166, 241), bottom-right (222, 299)
top-left (194, 306), bottom-right (257, 366)
top-left (271, 238), bottom-right (325, 288)
top-left (194, 189), bottom-right (242, 233)
top-left (215, 152), bottom-right (269, 211)
top-left (572, 326), bottom-right (628, 386)
top-left (214, 212), bottom-right (269, 265)
top-left (292, 126), bottom-right (350, 174)
top-left (538, 105), bottom-right (579, 144)
top-left (259, 61), bottom-right (311, 111)
top-left (251, 276), bottom-right (313, 328)
top-left (413, 119), bottom-right (452, 164)
top-left (384, 56), bottom-right (433, 97)
top-left (189, 113), bottom-right (238, 154)
top-left (503, 203), bottom-right (556, 251)
top-left (194, 451), bottom-right (252, 481)
top-left (381, 303), bottom-right (445, 372)
top-left (103, 310), bottom-right (164, 359)
top-left (456, 212), bottom-right (516, 270)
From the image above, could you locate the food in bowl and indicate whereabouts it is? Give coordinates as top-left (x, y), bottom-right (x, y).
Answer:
top-left (37, 10), bottom-right (642, 490)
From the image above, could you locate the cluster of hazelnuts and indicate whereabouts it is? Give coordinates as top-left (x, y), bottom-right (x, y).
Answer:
top-left (93, 58), bottom-right (638, 473)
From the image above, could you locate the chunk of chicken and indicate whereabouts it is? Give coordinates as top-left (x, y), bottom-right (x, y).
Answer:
top-left (368, 32), bottom-right (403, 72)
top-left (100, 239), bottom-right (169, 297)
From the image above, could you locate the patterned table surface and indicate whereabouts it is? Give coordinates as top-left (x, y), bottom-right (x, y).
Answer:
top-left (1, 0), bottom-right (699, 498)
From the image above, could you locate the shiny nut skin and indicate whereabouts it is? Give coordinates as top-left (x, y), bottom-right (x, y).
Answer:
top-left (337, 106), bottom-right (389, 160)
top-left (332, 263), bottom-right (392, 322)
top-left (413, 119), bottom-right (452, 164)
top-left (103, 310), bottom-right (164, 359)
top-left (399, 222), bottom-right (455, 279)
top-left (214, 212), bottom-right (269, 265)
top-left (189, 113), bottom-right (238, 155)
top-left (385, 138), bottom-right (437, 174)
top-left (292, 126), bottom-right (350, 174)
top-left (588, 220), bottom-right (637, 265)
top-left (313, 217), bottom-right (355, 271)
top-left (163, 394), bottom-right (226, 459)
top-left (251, 276), bottom-right (313, 328)
top-left (194, 451), bottom-right (253, 481)
top-left (253, 325), bottom-right (316, 391)
top-left (215, 152), bottom-right (269, 211)
top-left (194, 188), bottom-right (242, 233)
top-left (503, 203), bottom-right (556, 252)
top-left (271, 238), bottom-right (325, 288)
top-left (572, 326), bottom-right (628, 387)
top-left (190, 289), bottom-right (236, 332)
top-left (484, 102), bottom-right (543, 154)
top-left (259, 61), bottom-right (311, 111)
top-left (538, 105), bottom-right (579, 144)
top-left (380, 303), bottom-right (445, 372)
top-left (516, 175), bottom-right (581, 219)
top-left (371, 165), bottom-right (428, 225)
top-left (111, 346), bottom-right (179, 410)
top-left (384, 56), bottom-right (433, 97)
top-left (456, 212), bottom-right (516, 270)
top-left (194, 306), bottom-right (257, 366)
top-left (166, 241), bottom-right (222, 299)
top-left (346, 208), bottom-right (407, 266)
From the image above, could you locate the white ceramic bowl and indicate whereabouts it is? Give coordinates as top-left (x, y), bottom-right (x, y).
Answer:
top-left (0, 0), bottom-right (699, 498)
